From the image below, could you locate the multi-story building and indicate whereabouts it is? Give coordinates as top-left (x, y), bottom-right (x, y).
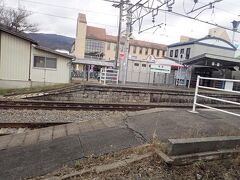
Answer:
top-left (167, 35), bottom-right (240, 88)
top-left (71, 13), bottom-right (167, 62)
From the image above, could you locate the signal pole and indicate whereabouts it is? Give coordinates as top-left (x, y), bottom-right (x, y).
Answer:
top-left (114, 0), bottom-right (123, 69)
top-left (123, 4), bottom-right (132, 84)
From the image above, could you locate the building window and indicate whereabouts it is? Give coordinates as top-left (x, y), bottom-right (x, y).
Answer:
top-left (139, 47), bottom-right (142, 54)
top-left (134, 63), bottom-right (139, 67)
top-left (107, 42), bottom-right (111, 50)
top-left (133, 46), bottom-right (136, 54)
top-left (156, 49), bottom-right (160, 56)
top-left (180, 48), bottom-right (184, 54)
top-left (170, 50), bottom-right (173, 57)
top-left (142, 64), bottom-right (146, 67)
top-left (151, 48), bottom-right (154, 55)
top-left (85, 39), bottom-right (104, 58)
top-left (162, 50), bottom-right (165, 57)
top-left (33, 56), bottom-right (57, 69)
top-left (180, 49), bottom-right (184, 58)
top-left (186, 48), bottom-right (191, 59)
top-left (174, 49), bottom-right (178, 58)
top-left (145, 48), bottom-right (148, 55)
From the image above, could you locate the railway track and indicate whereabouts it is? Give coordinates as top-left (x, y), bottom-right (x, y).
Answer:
top-left (0, 100), bottom-right (239, 111)
top-left (0, 100), bottom-right (195, 111)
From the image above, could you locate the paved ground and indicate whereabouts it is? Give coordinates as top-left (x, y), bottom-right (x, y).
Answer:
top-left (0, 108), bottom-right (240, 179)
top-left (127, 108), bottom-right (240, 142)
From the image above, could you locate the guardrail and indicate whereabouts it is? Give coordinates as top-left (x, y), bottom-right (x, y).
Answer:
top-left (100, 68), bottom-right (119, 85)
top-left (190, 75), bottom-right (240, 117)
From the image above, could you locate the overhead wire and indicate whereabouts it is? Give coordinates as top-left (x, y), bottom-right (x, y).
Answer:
top-left (1, 5), bottom-right (119, 30)
top-left (20, 0), bottom-right (118, 17)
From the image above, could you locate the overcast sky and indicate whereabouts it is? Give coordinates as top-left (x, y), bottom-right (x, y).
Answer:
top-left (4, 0), bottom-right (240, 45)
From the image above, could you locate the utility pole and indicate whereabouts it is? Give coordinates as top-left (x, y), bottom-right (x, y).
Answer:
top-left (114, 0), bottom-right (123, 69)
top-left (123, 4), bottom-right (132, 84)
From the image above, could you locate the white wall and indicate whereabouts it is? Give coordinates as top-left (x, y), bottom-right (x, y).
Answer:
top-left (167, 44), bottom-right (194, 62)
top-left (193, 44), bottom-right (235, 57)
top-left (0, 32), bottom-right (31, 81)
top-left (167, 42), bottom-right (235, 62)
top-left (31, 48), bottom-right (71, 84)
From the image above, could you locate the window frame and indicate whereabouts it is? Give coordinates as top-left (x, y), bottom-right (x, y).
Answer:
top-left (174, 49), bottom-right (179, 58)
top-left (139, 47), bottom-right (142, 54)
top-left (156, 49), bottom-right (160, 57)
top-left (186, 48), bottom-right (191, 59)
top-left (33, 55), bottom-right (57, 69)
top-left (133, 46), bottom-right (137, 54)
top-left (134, 63), bottom-right (139, 67)
top-left (162, 50), bottom-right (165, 57)
top-left (145, 48), bottom-right (148, 55)
top-left (170, 50), bottom-right (173, 57)
top-left (151, 48), bottom-right (154, 55)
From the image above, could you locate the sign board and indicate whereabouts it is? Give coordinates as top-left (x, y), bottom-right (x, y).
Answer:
top-left (150, 64), bottom-right (171, 74)
top-left (119, 52), bottom-right (124, 60)
top-left (224, 81), bottom-right (233, 91)
top-left (146, 55), bottom-right (155, 63)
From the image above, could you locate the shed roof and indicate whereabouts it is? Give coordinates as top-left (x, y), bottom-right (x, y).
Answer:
top-left (34, 45), bottom-right (74, 59)
top-left (168, 36), bottom-right (236, 50)
top-left (0, 24), bottom-right (37, 44)
top-left (183, 53), bottom-right (240, 65)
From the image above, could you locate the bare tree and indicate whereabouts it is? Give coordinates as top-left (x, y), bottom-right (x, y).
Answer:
top-left (0, 4), bottom-right (38, 32)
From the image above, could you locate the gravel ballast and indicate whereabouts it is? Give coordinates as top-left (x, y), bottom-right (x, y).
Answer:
top-left (0, 109), bottom-right (127, 123)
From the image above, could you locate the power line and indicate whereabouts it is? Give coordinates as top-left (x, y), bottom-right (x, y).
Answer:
top-left (20, 0), bottom-right (118, 17)
top-left (2, 5), bottom-right (119, 30)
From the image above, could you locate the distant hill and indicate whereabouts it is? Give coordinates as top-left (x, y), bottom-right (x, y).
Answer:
top-left (28, 33), bottom-right (74, 51)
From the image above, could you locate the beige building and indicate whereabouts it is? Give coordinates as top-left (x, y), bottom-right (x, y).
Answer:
top-left (71, 13), bottom-right (167, 62)
top-left (0, 25), bottom-right (73, 89)
top-left (208, 27), bottom-right (231, 42)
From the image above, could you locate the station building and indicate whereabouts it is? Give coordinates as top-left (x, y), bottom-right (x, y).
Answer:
top-left (71, 13), bottom-right (167, 81)
top-left (0, 25), bottom-right (73, 89)
top-left (167, 34), bottom-right (240, 89)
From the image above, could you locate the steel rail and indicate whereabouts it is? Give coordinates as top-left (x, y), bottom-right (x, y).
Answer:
top-left (0, 100), bottom-right (239, 111)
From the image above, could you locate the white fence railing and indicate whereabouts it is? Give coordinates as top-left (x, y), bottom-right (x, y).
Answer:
top-left (100, 68), bottom-right (119, 85)
top-left (191, 75), bottom-right (240, 117)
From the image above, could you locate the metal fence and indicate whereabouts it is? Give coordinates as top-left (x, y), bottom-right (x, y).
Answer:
top-left (71, 70), bottom-right (100, 80)
top-left (191, 75), bottom-right (240, 117)
top-left (100, 68), bottom-right (119, 85)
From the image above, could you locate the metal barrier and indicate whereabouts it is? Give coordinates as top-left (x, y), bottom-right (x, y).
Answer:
top-left (191, 75), bottom-right (240, 117)
top-left (100, 68), bottom-right (119, 85)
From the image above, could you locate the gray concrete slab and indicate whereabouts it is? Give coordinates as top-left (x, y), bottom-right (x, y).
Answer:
top-left (66, 123), bottom-right (80, 136)
top-left (0, 135), bottom-right (83, 180)
top-left (7, 133), bottom-right (26, 148)
top-left (53, 124), bottom-right (67, 139)
top-left (0, 135), bottom-right (12, 150)
top-left (126, 109), bottom-right (240, 142)
top-left (23, 129), bottom-right (40, 146)
top-left (39, 126), bottom-right (53, 142)
top-left (0, 127), bottom-right (140, 180)
top-left (80, 127), bottom-right (141, 156)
